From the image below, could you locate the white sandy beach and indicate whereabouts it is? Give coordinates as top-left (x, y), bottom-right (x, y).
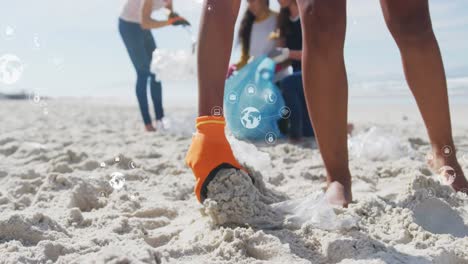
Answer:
top-left (1, 99), bottom-right (468, 264)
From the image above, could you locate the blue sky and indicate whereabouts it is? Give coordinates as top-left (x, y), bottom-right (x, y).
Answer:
top-left (1, 0), bottom-right (467, 103)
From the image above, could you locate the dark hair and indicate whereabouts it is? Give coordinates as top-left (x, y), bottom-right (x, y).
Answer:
top-left (238, 0), bottom-right (270, 56)
top-left (277, 7), bottom-right (292, 39)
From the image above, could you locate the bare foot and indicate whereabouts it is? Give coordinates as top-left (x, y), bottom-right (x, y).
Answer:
top-left (145, 124), bottom-right (156, 132)
top-left (427, 148), bottom-right (468, 192)
top-left (326, 181), bottom-right (352, 208)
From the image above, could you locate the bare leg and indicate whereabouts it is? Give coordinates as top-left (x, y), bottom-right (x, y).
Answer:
top-left (297, 0), bottom-right (352, 206)
top-left (197, 0), bottom-right (241, 116)
top-left (381, 0), bottom-right (468, 191)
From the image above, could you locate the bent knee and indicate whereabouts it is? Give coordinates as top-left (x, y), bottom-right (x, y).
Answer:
top-left (385, 11), bottom-right (434, 44)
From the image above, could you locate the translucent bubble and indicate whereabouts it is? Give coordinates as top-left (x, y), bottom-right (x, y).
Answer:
top-left (245, 84), bottom-right (256, 95)
top-left (3, 26), bottom-right (15, 40)
top-left (128, 161), bottom-right (137, 169)
top-left (265, 132), bottom-right (277, 145)
top-left (264, 89), bottom-right (277, 104)
top-left (150, 49), bottom-right (196, 81)
top-left (49, 56), bottom-right (65, 70)
top-left (109, 172), bottom-right (125, 190)
top-left (114, 156), bottom-right (120, 163)
top-left (426, 152), bottom-right (434, 161)
top-left (437, 166), bottom-right (456, 186)
top-left (0, 54), bottom-right (24, 85)
top-left (425, 188), bottom-right (436, 199)
top-left (100, 162), bottom-right (106, 168)
top-left (33, 94), bottom-right (41, 104)
top-left (442, 145), bottom-right (452, 157)
top-left (460, 189), bottom-right (468, 200)
top-left (279, 106), bottom-right (291, 119)
top-left (261, 71), bottom-right (271, 80)
top-left (227, 92), bottom-right (238, 104)
top-left (33, 34), bottom-right (41, 50)
top-left (211, 106), bottom-right (223, 116)
top-left (240, 107), bottom-right (262, 129)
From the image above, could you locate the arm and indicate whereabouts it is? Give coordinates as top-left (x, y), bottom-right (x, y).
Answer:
top-left (165, 0), bottom-right (173, 12)
top-left (289, 50), bottom-right (302, 61)
top-left (141, 0), bottom-right (170, 30)
top-left (276, 37), bottom-right (302, 61)
top-left (275, 37), bottom-right (292, 68)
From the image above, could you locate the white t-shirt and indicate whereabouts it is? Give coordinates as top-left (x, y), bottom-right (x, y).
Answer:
top-left (249, 13), bottom-right (277, 58)
top-left (120, 0), bottom-right (168, 23)
top-left (248, 13), bottom-right (291, 81)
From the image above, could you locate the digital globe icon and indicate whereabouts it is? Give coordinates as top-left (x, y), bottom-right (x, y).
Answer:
top-left (0, 54), bottom-right (24, 85)
top-left (224, 56), bottom-right (286, 141)
top-left (240, 107), bottom-right (262, 129)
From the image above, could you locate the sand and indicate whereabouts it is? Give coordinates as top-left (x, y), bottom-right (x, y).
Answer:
top-left (1, 99), bottom-right (468, 264)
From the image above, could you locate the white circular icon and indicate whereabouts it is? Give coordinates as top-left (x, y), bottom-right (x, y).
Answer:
top-left (109, 172), bottom-right (126, 190)
top-left (426, 188), bottom-right (436, 199)
top-left (3, 26), bottom-right (15, 40)
top-left (460, 189), bottom-right (468, 200)
top-left (33, 34), bottom-right (41, 50)
top-left (425, 152), bottom-right (434, 161)
top-left (261, 71), bottom-right (271, 80)
top-left (0, 54), bottom-right (24, 85)
top-left (128, 161), bottom-right (136, 169)
top-left (211, 106), bottom-right (223, 116)
top-left (265, 132), bottom-right (277, 145)
top-left (245, 84), bottom-right (256, 96)
top-left (227, 92), bottom-right (238, 103)
top-left (279, 106), bottom-right (291, 119)
top-left (442, 145), bottom-right (452, 157)
top-left (240, 107), bottom-right (261, 129)
top-left (437, 166), bottom-right (456, 186)
top-left (265, 90), bottom-right (277, 104)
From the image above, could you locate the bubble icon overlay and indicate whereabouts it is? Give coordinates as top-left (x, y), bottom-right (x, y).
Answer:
top-left (0, 54), bottom-right (24, 85)
top-left (224, 56), bottom-right (286, 141)
top-left (109, 172), bottom-right (126, 190)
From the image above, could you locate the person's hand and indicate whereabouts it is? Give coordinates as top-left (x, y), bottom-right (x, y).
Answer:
top-left (185, 116), bottom-right (245, 202)
top-left (268, 47), bottom-right (290, 63)
top-left (168, 12), bottom-right (190, 26)
top-left (226, 64), bottom-right (237, 78)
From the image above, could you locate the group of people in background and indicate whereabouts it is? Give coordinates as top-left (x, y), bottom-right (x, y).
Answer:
top-left (231, 0), bottom-right (314, 141)
top-left (119, 0), bottom-right (316, 141)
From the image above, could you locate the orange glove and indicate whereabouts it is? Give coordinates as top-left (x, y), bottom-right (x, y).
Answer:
top-left (185, 116), bottom-right (245, 202)
top-left (168, 12), bottom-right (190, 26)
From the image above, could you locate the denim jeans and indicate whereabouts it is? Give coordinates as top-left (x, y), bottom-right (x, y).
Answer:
top-left (279, 71), bottom-right (314, 139)
top-left (119, 18), bottom-right (164, 125)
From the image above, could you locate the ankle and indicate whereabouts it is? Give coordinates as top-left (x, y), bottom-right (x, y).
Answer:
top-left (431, 143), bottom-right (456, 159)
top-left (327, 168), bottom-right (352, 187)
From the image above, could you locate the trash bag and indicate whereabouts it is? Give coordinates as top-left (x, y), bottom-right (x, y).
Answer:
top-left (272, 192), bottom-right (358, 230)
top-left (224, 56), bottom-right (286, 142)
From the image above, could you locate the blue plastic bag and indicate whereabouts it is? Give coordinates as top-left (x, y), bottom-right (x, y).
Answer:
top-left (224, 56), bottom-right (286, 142)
